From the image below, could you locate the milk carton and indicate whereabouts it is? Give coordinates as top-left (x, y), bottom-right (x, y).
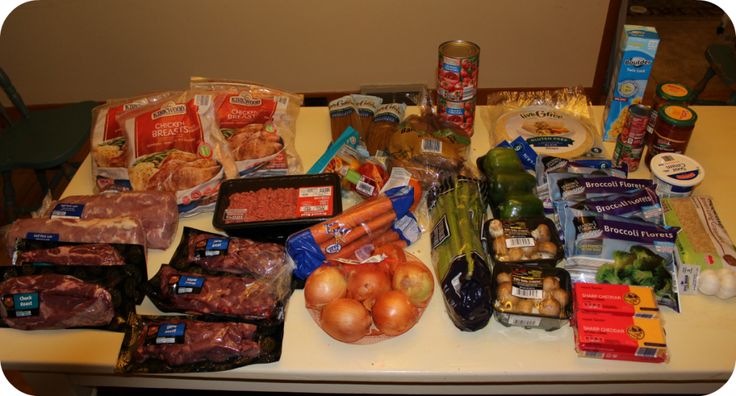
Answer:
top-left (602, 25), bottom-right (659, 141)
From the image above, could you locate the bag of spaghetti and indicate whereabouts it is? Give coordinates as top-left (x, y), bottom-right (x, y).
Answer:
top-left (486, 87), bottom-right (605, 160)
top-left (118, 90), bottom-right (230, 216)
top-left (190, 77), bottom-right (303, 178)
top-left (90, 92), bottom-right (175, 192)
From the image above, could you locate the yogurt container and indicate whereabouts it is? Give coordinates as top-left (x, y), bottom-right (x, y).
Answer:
top-left (650, 153), bottom-right (704, 197)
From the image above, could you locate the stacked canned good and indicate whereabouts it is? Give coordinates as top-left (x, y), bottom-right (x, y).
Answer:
top-left (437, 40), bottom-right (479, 137)
top-left (612, 104), bottom-right (651, 171)
top-left (645, 82), bottom-right (691, 145)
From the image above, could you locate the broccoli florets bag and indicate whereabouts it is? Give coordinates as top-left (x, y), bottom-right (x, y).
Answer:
top-left (563, 207), bottom-right (681, 312)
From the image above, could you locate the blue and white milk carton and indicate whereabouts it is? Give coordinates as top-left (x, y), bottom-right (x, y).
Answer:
top-left (602, 25), bottom-right (659, 142)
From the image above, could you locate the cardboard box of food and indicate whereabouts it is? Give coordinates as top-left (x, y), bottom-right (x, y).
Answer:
top-left (574, 311), bottom-right (668, 363)
top-left (574, 283), bottom-right (659, 318)
top-left (601, 25), bottom-right (659, 141)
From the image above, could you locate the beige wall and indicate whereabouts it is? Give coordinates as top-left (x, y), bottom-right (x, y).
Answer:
top-left (0, 0), bottom-right (609, 105)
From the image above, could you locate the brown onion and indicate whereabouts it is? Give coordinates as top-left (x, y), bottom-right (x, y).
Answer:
top-left (304, 265), bottom-right (347, 309)
top-left (391, 262), bottom-right (434, 307)
top-left (372, 290), bottom-right (419, 336)
top-left (346, 264), bottom-right (391, 310)
top-left (319, 298), bottom-right (372, 343)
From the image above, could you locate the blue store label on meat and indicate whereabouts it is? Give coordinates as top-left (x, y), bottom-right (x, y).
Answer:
top-left (205, 238), bottom-right (229, 256)
top-left (25, 232), bottom-right (59, 242)
top-left (173, 276), bottom-right (205, 294)
top-left (2, 292), bottom-right (40, 318)
top-left (50, 203), bottom-right (85, 219)
top-left (146, 323), bottom-right (186, 345)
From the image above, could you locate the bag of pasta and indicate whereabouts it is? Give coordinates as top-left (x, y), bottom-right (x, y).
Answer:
top-left (190, 77), bottom-right (303, 178)
top-left (118, 90), bottom-right (229, 216)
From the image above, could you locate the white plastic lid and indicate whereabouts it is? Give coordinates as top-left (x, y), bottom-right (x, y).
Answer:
top-left (650, 153), bottom-right (705, 188)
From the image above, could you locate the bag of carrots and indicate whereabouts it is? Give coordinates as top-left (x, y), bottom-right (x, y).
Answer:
top-left (286, 185), bottom-right (420, 280)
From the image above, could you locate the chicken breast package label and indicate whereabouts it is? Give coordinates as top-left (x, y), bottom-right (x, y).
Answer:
top-left (91, 92), bottom-right (174, 193)
top-left (121, 92), bottom-right (227, 216)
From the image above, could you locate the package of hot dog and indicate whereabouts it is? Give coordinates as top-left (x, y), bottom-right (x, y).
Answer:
top-left (286, 185), bottom-right (421, 280)
top-left (6, 216), bottom-right (146, 258)
top-left (43, 191), bottom-right (178, 249)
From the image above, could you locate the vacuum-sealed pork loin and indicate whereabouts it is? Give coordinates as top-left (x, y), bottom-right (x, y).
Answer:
top-left (46, 191), bottom-right (178, 249)
top-left (6, 217), bottom-right (146, 257)
top-left (0, 274), bottom-right (114, 330)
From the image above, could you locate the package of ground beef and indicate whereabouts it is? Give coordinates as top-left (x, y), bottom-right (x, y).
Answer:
top-left (190, 77), bottom-right (303, 178)
top-left (90, 92), bottom-right (175, 193)
top-left (118, 90), bottom-right (231, 216)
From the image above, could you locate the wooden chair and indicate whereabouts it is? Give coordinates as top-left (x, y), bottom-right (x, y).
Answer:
top-left (0, 67), bottom-right (98, 222)
top-left (691, 43), bottom-right (736, 105)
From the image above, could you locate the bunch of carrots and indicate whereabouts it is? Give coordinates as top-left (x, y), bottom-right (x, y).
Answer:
top-left (307, 182), bottom-right (420, 261)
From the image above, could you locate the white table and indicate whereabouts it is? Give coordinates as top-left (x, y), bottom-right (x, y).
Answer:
top-left (1, 106), bottom-right (735, 395)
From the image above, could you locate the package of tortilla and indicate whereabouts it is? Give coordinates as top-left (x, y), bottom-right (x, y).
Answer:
top-left (90, 92), bottom-right (176, 193)
top-left (562, 207), bottom-right (681, 312)
top-left (0, 243), bottom-right (147, 331)
top-left (486, 87), bottom-right (605, 160)
top-left (190, 77), bottom-right (303, 178)
top-left (169, 227), bottom-right (290, 278)
top-left (115, 314), bottom-right (282, 373)
top-left (118, 90), bottom-right (229, 216)
top-left (286, 185), bottom-right (420, 280)
top-left (145, 265), bottom-right (292, 326)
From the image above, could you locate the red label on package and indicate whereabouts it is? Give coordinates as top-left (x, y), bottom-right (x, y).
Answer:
top-left (216, 94), bottom-right (277, 128)
top-left (104, 101), bottom-right (151, 141)
top-left (296, 186), bottom-right (334, 217)
top-left (134, 99), bottom-right (204, 157)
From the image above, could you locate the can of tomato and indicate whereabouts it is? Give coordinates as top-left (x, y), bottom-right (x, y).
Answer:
top-left (437, 40), bottom-right (480, 102)
top-left (437, 96), bottom-right (476, 136)
top-left (612, 104), bottom-right (650, 171)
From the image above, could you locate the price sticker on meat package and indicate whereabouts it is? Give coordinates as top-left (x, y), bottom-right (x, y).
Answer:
top-left (150, 323), bottom-right (186, 345)
top-left (2, 292), bottom-right (40, 318)
top-left (173, 276), bottom-right (205, 294)
top-left (297, 186), bottom-right (334, 217)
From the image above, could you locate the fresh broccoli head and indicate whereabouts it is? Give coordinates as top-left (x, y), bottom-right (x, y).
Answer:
top-left (596, 263), bottom-right (621, 284)
top-left (617, 264), bottom-right (636, 282)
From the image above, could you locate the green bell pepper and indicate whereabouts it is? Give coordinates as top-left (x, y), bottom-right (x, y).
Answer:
top-left (480, 147), bottom-right (524, 176)
top-left (489, 171), bottom-right (537, 207)
top-left (498, 193), bottom-right (544, 220)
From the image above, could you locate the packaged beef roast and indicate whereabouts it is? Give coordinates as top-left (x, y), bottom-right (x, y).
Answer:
top-left (116, 314), bottom-right (282, 373)
top-left (0, 241), bottom-right (147, 331)
top-left (43, 191), bottom-right (179, 249)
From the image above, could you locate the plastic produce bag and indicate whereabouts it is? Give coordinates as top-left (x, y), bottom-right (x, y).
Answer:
top-left (428, 176), bottom-right (492, 331)
top-left (190, 77), bottom-right (303, 178)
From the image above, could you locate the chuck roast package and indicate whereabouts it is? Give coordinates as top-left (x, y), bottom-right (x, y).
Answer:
top-left (1, 239), bottom-right (147, 331)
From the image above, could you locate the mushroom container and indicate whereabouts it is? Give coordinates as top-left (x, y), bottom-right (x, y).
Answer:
top-left (483, 217), bottom-right (563, 267)
top-left (491, 262), bottom-right (573, 331)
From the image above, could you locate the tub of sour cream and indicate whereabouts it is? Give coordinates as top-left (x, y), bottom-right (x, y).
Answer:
top-left (650, 153), bottom-right (705, 197)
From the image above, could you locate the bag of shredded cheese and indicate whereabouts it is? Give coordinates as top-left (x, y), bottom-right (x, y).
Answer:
top-left (90, 92), bottom-right (175, 192)
top-left (118, 90), bottom-right (229, 216)
top-left (190, 77), bottom-right (303, 178)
